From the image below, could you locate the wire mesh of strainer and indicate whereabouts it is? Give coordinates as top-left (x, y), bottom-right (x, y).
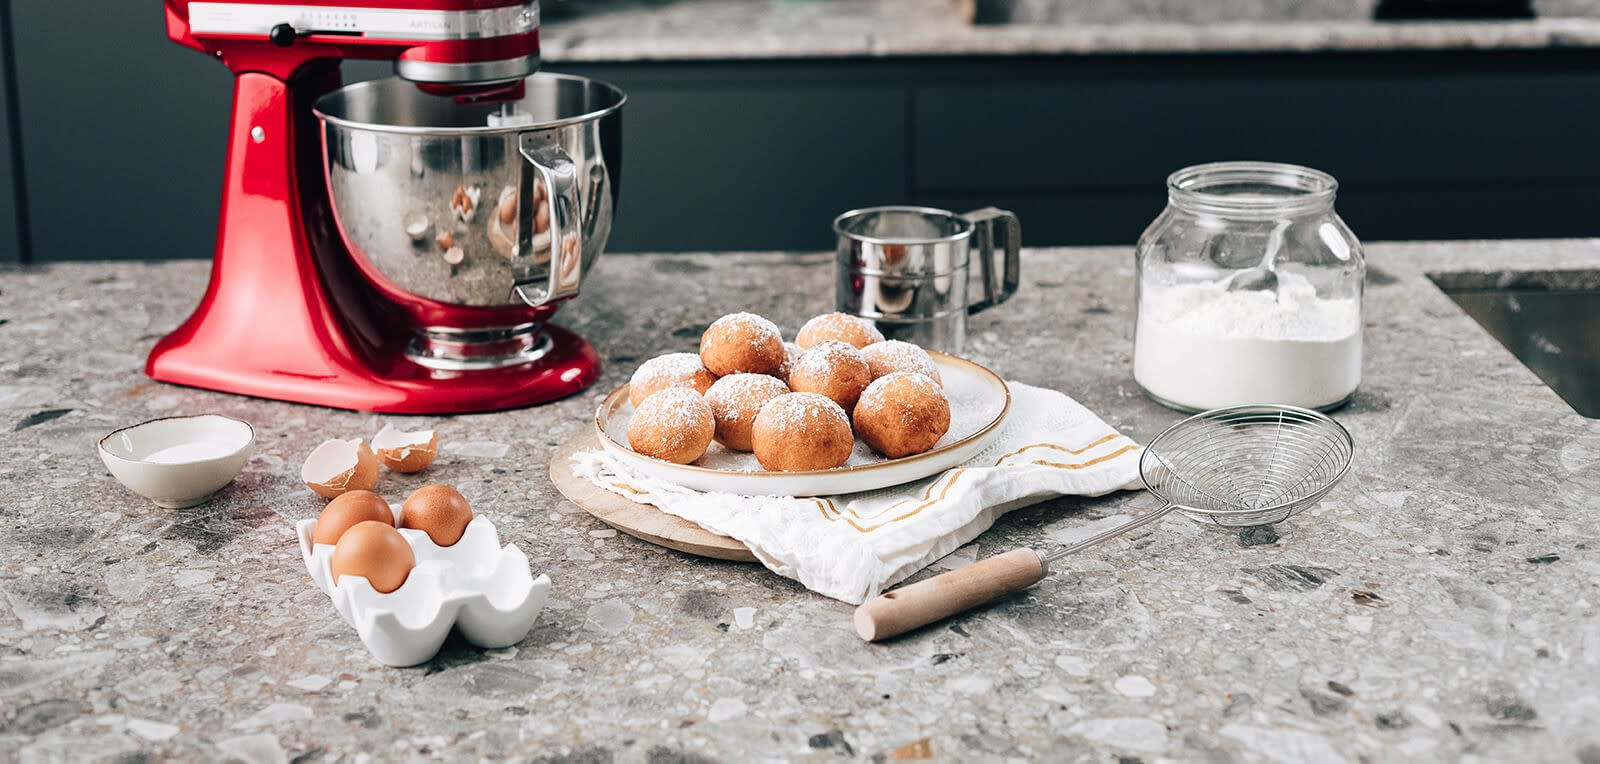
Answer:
top-left (1038, 403), bottom-right (1354, 568)
top-left (855, 404), bottom-right (1357, 641)
top-left (1140, 403), bottom-right (1355, 527)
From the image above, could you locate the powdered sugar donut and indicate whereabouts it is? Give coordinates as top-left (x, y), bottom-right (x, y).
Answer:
top-left (775, 342), bottom-right (803, 383)
top-left (852, 372), bottom-right (951, 458)
top-left (751, 392), bottom-right (853, 471)
top-left (861, 340), bottom-right (941, 386)
top-left (627, 388), bottom-right (715, 465)
top-left (700, 312), bottom-right (785, 376)
top-left (788, 340), bottom-right (872, 411)
top-left (796, 312), bottom-right (884, 350)
top-left (629, 352), bottom-right (718, 407)
top-left (704, 373), bottom-right (790, 452)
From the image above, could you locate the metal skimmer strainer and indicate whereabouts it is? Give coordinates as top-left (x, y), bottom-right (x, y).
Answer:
top-left (854, 404), bottom-right (1356, 641)
top-left (1040, 403), bottom-right (1355, 572)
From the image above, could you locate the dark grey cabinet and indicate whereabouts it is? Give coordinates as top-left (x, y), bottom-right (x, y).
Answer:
top-left (1, 4), bottom-right (1597, 262)
top-left (0, 2), bottom-right (19, 263)
top-left (8, 2), bottom-right (232, 265)
top-left (906, 55), bottom-right (1600, 245)
top-left (558, 51), bottom-right (1600, 252)
top-left (599, 82), bottom-right (907, 252)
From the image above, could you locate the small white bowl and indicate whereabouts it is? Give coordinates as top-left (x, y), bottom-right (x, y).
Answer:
top-left (98, 415), bottom-right (255, 508)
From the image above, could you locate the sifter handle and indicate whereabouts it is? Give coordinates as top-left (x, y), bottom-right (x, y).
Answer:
top-left (962, 207), bottom-right (1021, 315)
top-left (853, 548), bottom-right (1046, 642)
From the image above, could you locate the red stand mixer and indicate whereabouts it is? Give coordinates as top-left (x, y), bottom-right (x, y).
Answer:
top-left (153, 1), bottom-right (623, 413)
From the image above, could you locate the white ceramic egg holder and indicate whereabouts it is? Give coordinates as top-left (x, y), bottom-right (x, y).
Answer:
top-left (295, 505), bottom-right (551, 667)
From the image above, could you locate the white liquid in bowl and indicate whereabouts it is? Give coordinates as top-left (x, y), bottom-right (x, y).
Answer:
top-left (144, 441), bottom-right (238, 464)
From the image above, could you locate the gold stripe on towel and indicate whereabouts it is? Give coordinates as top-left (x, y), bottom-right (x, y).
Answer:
top-left (995, 433), bottom-right (1120, 465)
top-left (1024, 444), bottom-right (1139, 470)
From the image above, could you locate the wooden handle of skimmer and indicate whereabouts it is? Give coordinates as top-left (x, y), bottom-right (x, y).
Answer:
top-left (853, 548), bottom-right (1047, 642)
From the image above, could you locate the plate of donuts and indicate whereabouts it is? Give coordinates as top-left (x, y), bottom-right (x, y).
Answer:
top-left (593, 312), bottom-right (1011, 497)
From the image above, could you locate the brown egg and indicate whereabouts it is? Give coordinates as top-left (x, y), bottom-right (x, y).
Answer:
top-left (312, 489), bottom-right (393, 546)
top-left (371, 425), bottom-right (439, 474)
top-left (401, 484), bottom-right (474, 547)
top-left (329, 520), bottom-right (415, 594)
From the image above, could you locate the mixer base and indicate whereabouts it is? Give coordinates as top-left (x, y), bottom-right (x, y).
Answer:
top-left (408, 323), bottom-right (556, 371)
top-left (149, 323), bottom-right (600, 414)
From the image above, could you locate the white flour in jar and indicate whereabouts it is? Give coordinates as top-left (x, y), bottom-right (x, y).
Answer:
top-left (1133, 271), bottom-right (1361, 410)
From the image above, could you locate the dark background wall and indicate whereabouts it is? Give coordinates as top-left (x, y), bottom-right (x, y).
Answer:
top-left (0, 0), bottom-right (20, 263)
top-left (561, 52), bottom-right (1600, 254)
top-left (0, 2), bottom-right (1598, 262)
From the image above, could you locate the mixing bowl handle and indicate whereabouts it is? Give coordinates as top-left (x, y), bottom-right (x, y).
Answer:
top-left (511, 140), bottom-right (584, 307)
top-left (963, 207), bottom-right (1021, 315)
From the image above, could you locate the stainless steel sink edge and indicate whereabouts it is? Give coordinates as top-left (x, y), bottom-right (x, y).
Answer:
top-left (1430, 269), bottom-right (1600, 419)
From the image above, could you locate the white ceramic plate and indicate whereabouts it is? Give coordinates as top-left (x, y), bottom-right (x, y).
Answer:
top-left (595, 351), bottom-right (1010, 497)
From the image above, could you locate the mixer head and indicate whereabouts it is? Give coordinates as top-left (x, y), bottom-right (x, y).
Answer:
top-left (166, 0), bottom-right (541, 85)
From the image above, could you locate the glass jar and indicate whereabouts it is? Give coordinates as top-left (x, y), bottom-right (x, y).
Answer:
top-left (1133, 161), bottom-right (1364, 412)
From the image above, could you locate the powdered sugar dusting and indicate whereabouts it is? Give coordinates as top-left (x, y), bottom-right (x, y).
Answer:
top-left (757, 391), bottom-right (849, 430)
top-left (631, 353), bottom-right (709, 390)
top-left (864, 370), bottom-right (947, 437)
top-left (627, 387), bottom-right (713, 453)
top-left (607, 355), bottom-right (1003, 472)
top-left (777, 342), bottom-right (802, 380)
top-left (705, 374), bottom-right (789, 424)
top-left (792, 340), bottom-right (866, 380)
top-left (709, 312), bottom-right (781, 344)
top-left (862, 340), bottom-right (940, 383)
top-left (861, 371), bottom-right (943, 406)
top-left (797, 312), bottom-right (884, 348)
top-left (701, 312), bottom-right (785, 375)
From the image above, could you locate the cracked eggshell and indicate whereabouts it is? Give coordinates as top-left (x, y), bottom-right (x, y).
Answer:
top-left (372, 425), bottom-right (438, 473)
top-left (295, 507), bottom-right (552, 667)
top-left (302, 438), bottom-right (380, 498)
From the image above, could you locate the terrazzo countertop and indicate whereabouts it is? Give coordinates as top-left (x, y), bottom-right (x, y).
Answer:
top-left (540, 0), bottom-right (1600, 61)
top-left (3, 239), bottom-right (1600, 761)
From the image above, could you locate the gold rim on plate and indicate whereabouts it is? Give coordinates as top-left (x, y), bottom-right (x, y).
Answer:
top-left (593, 350), bottom-right (1011, 477)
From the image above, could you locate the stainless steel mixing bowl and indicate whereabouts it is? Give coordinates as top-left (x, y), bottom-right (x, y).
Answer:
top-left (314, 74), bottom-right (624, 313)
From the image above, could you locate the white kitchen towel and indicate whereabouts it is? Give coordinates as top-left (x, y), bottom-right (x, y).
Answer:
top-left (570, 382), bottom-right (1143, 604)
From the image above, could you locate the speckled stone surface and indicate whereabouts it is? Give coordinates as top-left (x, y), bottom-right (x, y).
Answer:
top-left (3, 239), bottom-right (1600, 761)
top-left (540, 0), bottom-right (1600, 61)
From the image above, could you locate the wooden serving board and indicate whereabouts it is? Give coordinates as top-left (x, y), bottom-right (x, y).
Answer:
top-left (549, 428), bottom-right (758, 563)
